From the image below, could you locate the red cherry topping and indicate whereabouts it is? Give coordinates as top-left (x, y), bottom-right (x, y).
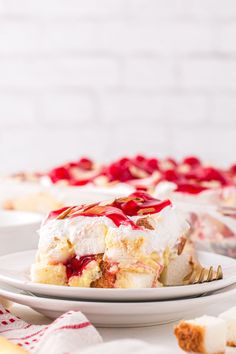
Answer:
top-left (107, 162), bottom-right (134, 182)
top-left (48, 166), bottom-right (71, 183)
top-left (162, 169), bottom-right (179, 182)
top-left (46, 207), bottom-right (72, 222)
top-left (165, 158), bottom-right (177, 167)
top-left (130, 191), bottom-right (156, 201)
top-left (81, 205), bottom-right (139, 229)
top-left (134, 185), bottom-right (148, 192)
top-left (135, 155), bottom-right (146, 162)
top-left (69, 179), bottom-right (91, 186)
top-left (78, 157), bottom-right (93, 170)
top-left (113, 192), bottom-right (172, 216)
top-left (46, 192), bottom-right (171, 228)
top-left (175, 183), bottom-right (207, 195)
top-left (68, 204), bottom-right (139, 229)
top-left (230, 164), bottom-right (236, 175)
top-left (68, 162), bottom-right (79, 168)
top-left (66, 255), bottom-right (95, 279)
top-left (183, 156), bottom-right (201, 167)
top-left (146, 158), bottom-right (159, 171)
top-left (44, 155), bottom-right (235, 191)
top-left (199, 167), bottom-right (227, 185)
top-left (119, 157), bottom-right (130, 166)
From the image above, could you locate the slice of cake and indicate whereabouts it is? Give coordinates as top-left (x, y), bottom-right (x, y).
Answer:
top-left (219, 307), bottom-right (236, 347)
top-left (31, 192), bottom-right (193, 288)
top-left (174, 315), bottom-right (226, 354)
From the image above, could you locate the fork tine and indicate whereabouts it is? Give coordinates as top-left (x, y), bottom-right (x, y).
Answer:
top-left (207, 266), bottom-right (213, 282)
top-left (217, 265), bottom-right (223, 280)
top-left (193, 268), bottom-right (203, 284)
top-left (182, 264), bottom-right (223, 285)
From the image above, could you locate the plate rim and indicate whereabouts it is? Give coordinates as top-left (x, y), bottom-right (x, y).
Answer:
top-left (1, 282), bottom-right (236, 307)
top-left (0, 249), bottom-right (236, 301)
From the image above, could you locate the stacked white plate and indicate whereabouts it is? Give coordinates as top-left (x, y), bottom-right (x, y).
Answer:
top-left (0, 250), bottom-right (236, 327)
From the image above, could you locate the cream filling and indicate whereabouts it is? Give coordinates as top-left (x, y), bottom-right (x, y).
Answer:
top-left (37, 205), bottom-right (189, 267)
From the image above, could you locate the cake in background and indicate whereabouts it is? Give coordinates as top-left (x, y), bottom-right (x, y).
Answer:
top-left (1, 155), bottom-right (236, 258)
top-left (2, 154), bottom-right (236, 208)
top-left (43, 155), bottom-right (236, 208)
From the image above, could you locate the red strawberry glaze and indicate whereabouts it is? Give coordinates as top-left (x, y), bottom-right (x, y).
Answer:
top-left (46, 207), bottom-right (74, 222)
top-left (165, 158), bottom-right (178, 167)
top-left (106, 161), bottom-right (134, 182)
top-left (198, 167), bottom-right (228, 185)
top-left (134, 185), bottom-right (149, 192)
top-left (175, 183), bottom-right (208, 195)
top-left (71, 205), bottom-right (139, 230)
top-left (45, 192), bottom-right (172, 228)
top-left (230, 164), bottom-right (236, 175)
top-left (47, 157), bottom-right (96, 185)
top-left (48, 166), bottom-right (71, 183)
top-left (66, 255), bottom-right (95, 279)
top-left (77, 157), bottom-right (93, 170)
top-left (113, 191), bottom-right (172, 216)
top-left (133, 155), bottom-right (159, 174)
top-left (69, 179), bottom-right (91, 186)
top-left (162, 169), bottom-right (179, 182)
top-left (146, 158), bottom-right (159, 172)
top-left (130, 191), bottom-right (157, 201)
top-left (102, 155), bottom-right (160, 183)
top-left (183, 156), bottom-right (201, 167)
top-left (68, 157), bottom-right (94, 171)
top-left (134, 155), bottom-right (146, 163)
top-left (44, 155), bottom-right (236, 191)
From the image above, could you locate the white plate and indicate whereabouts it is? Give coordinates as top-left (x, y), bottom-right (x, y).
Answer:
top-left (0, 250), bottom-right (236, 302)
top-left (0, 282), bottom-right (236, 327)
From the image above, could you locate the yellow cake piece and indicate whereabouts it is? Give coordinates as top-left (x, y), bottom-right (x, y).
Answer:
top-left (0, 337), bottom-right (28, 354)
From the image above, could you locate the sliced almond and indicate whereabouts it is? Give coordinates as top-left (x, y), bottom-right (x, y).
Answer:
top-left (137, 207), bottom-right (156, 215)
top-left (115, 196), bottom-right (143, 203)
top-left (129, 165), bottom-right (149, 179)
top-left (136, 217), bottom-right (154, 230)
top-left (85, 205), bottom-right (105, 215)
top-left (56, 206), bottom-right (75, 220)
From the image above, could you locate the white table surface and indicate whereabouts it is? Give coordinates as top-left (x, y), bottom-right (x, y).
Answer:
top-left (9, 294), bottom-right (236, 353)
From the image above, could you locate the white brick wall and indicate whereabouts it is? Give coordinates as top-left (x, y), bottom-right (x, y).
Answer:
top-left (0, 0), bottom-right (235, 173)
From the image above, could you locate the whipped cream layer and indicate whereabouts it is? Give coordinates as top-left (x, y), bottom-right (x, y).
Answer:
top-left (37, 203), bottom-right (189, 265)
top-left (38, 216), bottom-right (113, 263)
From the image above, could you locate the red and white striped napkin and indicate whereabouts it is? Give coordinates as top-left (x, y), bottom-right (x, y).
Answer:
top-left (0, 304), bottom-right (102, 354)
top-left (0, 304), bottom-right (176, 354)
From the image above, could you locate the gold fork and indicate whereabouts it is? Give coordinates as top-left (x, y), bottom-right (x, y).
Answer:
top-left (183, 264), bottom-right (223, 285)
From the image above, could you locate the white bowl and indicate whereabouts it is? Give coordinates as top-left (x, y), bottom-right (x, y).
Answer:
top-left (0, 210), bottom-right (42, 256)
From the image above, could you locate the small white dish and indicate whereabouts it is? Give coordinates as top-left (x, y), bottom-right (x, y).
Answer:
top-left (0, 250), bottom-right (235, 302)
top-left (0, 282), bottom-right (235, 327)
top-left (0, 211), bottom-right (42, 256)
